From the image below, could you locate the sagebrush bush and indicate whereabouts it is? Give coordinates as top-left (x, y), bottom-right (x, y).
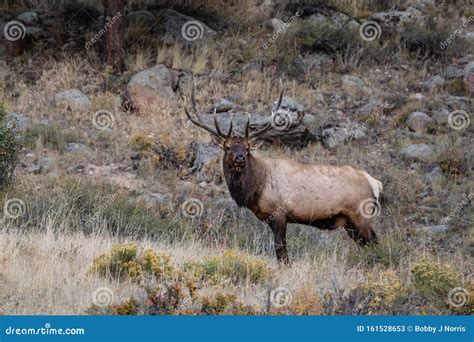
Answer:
top-left (91, 242), bottom-right (174, 281)
top-left (358, 271), bottom-right (407, 313)
top-left (0, 104), bottom-right (19, 187)
top-left (182, 250), bottom-right (272, 285)
top-left (411, 259), bottom-right (461, 300)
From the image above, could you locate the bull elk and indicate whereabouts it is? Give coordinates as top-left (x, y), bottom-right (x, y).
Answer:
top-left (184, 83), bottom-right (383, 263)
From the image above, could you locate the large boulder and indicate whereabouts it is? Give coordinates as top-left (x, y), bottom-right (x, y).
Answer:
top-left (17, 11), bottom-right (39, 25)
top-left (320, 122), bottom-right (367, 149)
top-left (369, 9), bottom-right (422, 30)
top-left (126, 65), bottom-right (177, 112)
top-left (161, 9), bottom-right (216, 43)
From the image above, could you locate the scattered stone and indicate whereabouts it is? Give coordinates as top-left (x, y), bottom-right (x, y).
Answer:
top-left (126, 65), bottom-right (177, 112)
top-left (463, 61), bottom-right (474, 95)
top-left (320, 122), bottom-right (367, 149)
top-left (55, 89), bottom-right (91, 112)
top-left (17, 11), bottom-right (38, 25)
top-left (6, 112), bottom-right (31, 131)
top-left (400, 144), bottom-right (435, 163)
top-left (308, 11), bottom-right (359, 29)
top-left (341, 75), bottom-right (371, 96)
top-left (213, 98), bottom-right (233, 113)
top-left (406, 111), bottom-right (435, 133)
top-left (264, 18), bottom-right (284, 33)
top-left (137, 191), bottom-right (173, 208)
top-left (432, 108), bottom-right (450, 125)
top-left (64, 142), bottom-right (88, 153)
top-left (423, 75), bottom-right (444, 92)
top-left (425, 166), bottom-right (446, 183)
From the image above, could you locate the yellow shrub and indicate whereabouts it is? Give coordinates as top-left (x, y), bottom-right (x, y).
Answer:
top-left (140, 249), bottom-right (174, 279)
top-left (411, 259), bottom-right (461, 298)
top-left (91, 243), bottom-right (173, 281)
top-left (360, 271), bottom-right (406, 312)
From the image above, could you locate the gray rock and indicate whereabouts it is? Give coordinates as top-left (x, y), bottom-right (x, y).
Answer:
top-left (55, 89), bottom-right (91, 112)
top-left (423, 75), bottom-right (444, 92)
top-left (400, 144), bottom-right (435, 163)
top-left (308, 12), bottom-right (359, 29)
top-left (463, 61), bottom-right (474, 95)
top-left (341, 75), bottom-right (371, 96)
top-left (466, 31), bottom-right (474, 43)
top-left (213, 98), bottom-right (233, 113)
top-left (425, 166), bottom-right (446, 183)
top-left (25, 26), bottom-right (45, 38)
top-left (185, 141), bottom-right (222, 184)
top-left (369, 10), bottom-right (421, 30)
top-left (320, 122), bottom-right (367, 149)
top-left (406, 111), bottom-right (435, 133)
top-left (126, 64), bottom-right (176, 112)
top-left (277, 96), bottom-right (304, 112)
top-left (432, 108), bottom-right (450, 125)
top-left (37, 157), bottom-right (55, 173)
top-left (444, 95), bottom-right (470, 111)
top-left (445, 66), bottom-right (463, 79)
top-left (161, 9), bottom-right (216, 43)
top-left (7, 112), bottom-right (31, 131)
top-left (17, 11), bottom-right (38, 25)
top-left (355, 98), bottom-right (384, 119)
top-left (64, 143), bottom-right (88, 153)
top-left (264, 18), bottom-right (284, 33)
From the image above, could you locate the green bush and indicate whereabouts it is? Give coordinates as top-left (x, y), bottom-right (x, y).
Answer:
top-left (0, 104), bottom-right (19, 187)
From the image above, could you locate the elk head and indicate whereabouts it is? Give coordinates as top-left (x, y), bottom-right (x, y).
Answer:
top-left (184, 81), bottom-right (283, 173)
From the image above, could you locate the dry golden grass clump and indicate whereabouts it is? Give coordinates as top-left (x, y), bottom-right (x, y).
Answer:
top-left (182, 250), bottom-right (272, 285)
top-left (91, 242), bottom-right (174, 281)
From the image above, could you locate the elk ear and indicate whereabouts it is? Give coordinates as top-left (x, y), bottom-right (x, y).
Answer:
top-left (211, 135), bottom-right (226, 149)
top-left (249, 139), bottom-right (264, 151)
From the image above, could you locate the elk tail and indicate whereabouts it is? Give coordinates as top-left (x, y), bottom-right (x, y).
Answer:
top-left (362, 171), bottom-right (383, 202)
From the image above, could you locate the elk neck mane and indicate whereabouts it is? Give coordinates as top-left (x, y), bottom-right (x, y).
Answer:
top-left (223, 153), bottom-right (268, 208)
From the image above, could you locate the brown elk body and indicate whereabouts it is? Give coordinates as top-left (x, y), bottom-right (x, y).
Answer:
top-left (184, 84), bottom-right (382, 263)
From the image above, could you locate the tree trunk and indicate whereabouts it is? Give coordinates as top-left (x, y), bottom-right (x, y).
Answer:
top-left (103, 0), bottom-right (125, 73)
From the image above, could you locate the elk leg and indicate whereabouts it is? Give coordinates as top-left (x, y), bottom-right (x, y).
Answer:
top-left (344, 218), bottom-right (378, 247)
top-left (268, 216), bottom-right (289, 264)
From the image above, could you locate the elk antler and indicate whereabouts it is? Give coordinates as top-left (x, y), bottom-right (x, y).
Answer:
top-left (246, 80), bottom-right (284, 141)
top-left (184, 79), bottom-right (228, 138)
